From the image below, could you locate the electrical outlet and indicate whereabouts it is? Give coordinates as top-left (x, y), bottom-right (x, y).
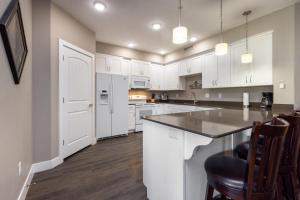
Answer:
top-left (218, 93), bottom-right (222, 99)
top-left (205, 93), bottom-right (210, 98)
top-left (279, 82), bottom-right (286, 89)
top-left (18, 161), bottom-right (22, 176)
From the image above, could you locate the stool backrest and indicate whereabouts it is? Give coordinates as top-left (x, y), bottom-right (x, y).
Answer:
top-left (246, 117), bottom-right (289, 199)
top-left (278, 113), bottom-right (300, 168)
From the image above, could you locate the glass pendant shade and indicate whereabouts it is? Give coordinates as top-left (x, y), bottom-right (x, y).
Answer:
top-left (173, 26), bottom-right (188, 44)
top-left (215, 43), bottom-right (228, 56)
top-left (241, 53), bottom-right (253, 64)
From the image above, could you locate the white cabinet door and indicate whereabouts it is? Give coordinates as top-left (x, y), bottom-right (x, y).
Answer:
top-left (249, 32), bottom-right (273, 86)
top-left (178, 60), bottom-right (189, 76)
top-left (216, 53), bottom-right (231, 87)
top-left (107, 56), bottom-right (122, 75)
top-left (189, 55), bottom-right (203, 75)
top-left (203, 52), bottom-right (218, 88)
top-left (121, 59), bottom-right (132, 88)
top-left (165, 63), bottom-right (185, 90)
top-left (150, 64), bottom-right (164, 90)
top-left (96, 54), bottom-right (108, 73)
top-left (121, 59), bottom-right (131, 76)
top-left (230, 41), bottom-right (250, 87)
top-left (131, 60), bottom-right (150, 77)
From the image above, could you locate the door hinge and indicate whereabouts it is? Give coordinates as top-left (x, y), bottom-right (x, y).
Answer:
top-left (63, 140), bottom-right (65, 146)
top-left (63, 97), bottom-right (65, 103)
top-left (63, 55), bottom-right (65, 61)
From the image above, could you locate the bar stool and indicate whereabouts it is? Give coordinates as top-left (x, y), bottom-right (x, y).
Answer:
top-left (204, 117), bottom-right (289, 200)
top-left (235, 113), bottom-right (300, 200)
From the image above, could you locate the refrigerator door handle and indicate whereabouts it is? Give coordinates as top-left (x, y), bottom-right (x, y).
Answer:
top-left (109, 83), bottom-right (113, 113)
top-left (111, 79), bottom-right (114, 113)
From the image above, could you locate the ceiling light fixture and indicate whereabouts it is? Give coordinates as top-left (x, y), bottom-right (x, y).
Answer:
top-left (128, 43), bottom-right (135, 48)
top-left (215, 0), bottom-right (228, 56)
top-left (241, 10), bottom-right (253, 64)
top-left (152, 23), bottom-right (162, 30)
top-left (173, 0), bottom-right (188, 44)
top-left (190, 37), bottom-right (198, 42)
top-left (94, 1), bottom-right (106, 11)
top-left (160, 50), bottom-right (166, 55)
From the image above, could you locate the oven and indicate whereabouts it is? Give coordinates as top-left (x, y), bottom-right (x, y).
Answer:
top-left (135, 104), bottom-right (155, 132)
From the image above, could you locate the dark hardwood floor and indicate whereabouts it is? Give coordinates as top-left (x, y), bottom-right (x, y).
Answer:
top-left (26, 133), bottom-right (147, 200)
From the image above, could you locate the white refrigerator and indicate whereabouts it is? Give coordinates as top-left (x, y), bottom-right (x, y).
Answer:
top-left (96, 73), bottom-right (129, 139)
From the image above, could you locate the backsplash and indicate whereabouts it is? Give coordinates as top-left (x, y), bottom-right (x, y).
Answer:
top-left (164, 75), bottom-right (273, 103)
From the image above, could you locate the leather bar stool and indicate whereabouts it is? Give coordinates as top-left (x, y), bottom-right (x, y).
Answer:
top-left (235, 112), bottom-right (300, 200)
top-left (205, 117), bottom-right (289, 200)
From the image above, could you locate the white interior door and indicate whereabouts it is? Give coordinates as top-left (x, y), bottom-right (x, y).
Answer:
top-left (60, 40), bottom-right (94, 159)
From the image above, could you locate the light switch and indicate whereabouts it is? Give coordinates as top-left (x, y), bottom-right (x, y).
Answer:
top-left (205, 93), bottom-right (210, 98)
top-left (218, 93), bottom-right (222, 99)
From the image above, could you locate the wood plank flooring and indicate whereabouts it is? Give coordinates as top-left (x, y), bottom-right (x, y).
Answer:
top-left (26, 133), bottom-right (147, 200)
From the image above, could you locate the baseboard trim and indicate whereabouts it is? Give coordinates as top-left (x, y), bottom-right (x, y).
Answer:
top-left (32, 157), bottom-right (63, 173)
top-left (17, 166), bottom-right (34, 200)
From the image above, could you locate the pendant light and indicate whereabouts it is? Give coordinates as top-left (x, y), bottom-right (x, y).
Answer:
top-left (241, 10), bottom-right (253, 64)
top-left (173, 0), bottom-right (188, 44)
top-left (215, 0), bottom-right (228, 56)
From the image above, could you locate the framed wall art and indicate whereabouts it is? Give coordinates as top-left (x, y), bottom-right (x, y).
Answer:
top-left (0, 0), bottom-right (27, 84)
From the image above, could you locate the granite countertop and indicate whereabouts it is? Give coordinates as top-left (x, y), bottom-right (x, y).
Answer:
top-left (143, 104), bottom-right (294, 138)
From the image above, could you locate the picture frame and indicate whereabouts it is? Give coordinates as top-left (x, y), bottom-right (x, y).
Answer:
top-left (0, 0), bottom-right (28, 84)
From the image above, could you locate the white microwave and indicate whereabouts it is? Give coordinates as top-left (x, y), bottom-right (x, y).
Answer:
top-left (131, 76), bottom-right (150, 89)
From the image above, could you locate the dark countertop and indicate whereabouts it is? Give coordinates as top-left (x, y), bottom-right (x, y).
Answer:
top-left (143, 101), bottom-right (294, 138)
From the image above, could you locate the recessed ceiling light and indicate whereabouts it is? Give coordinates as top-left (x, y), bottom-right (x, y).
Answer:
top-left (160, 50), bottom-right (166, 55)
top-left (94, 1), bottom-right (106, 11)
top-left (152, 23), bottom-right (162, 31)
top-left (190, 37), bottom-right (198, 42)
top-left (128, 43), bottom-right (135, 48)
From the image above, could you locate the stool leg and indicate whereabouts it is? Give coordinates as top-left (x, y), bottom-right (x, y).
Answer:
top-left (206, 183), bottom-right (214, 200)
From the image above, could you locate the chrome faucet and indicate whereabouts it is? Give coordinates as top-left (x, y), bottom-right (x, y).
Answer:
top-left (191, 92), bottom-right (198, 105)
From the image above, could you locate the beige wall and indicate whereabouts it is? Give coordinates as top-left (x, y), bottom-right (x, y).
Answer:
top-left (32, 0), bottom-right (52, 162)
top-left (295, 3), bottom-right (300, 109)
top-left (165, 6), bottom-right (295, 105)
top-left (50, 3), bottom-right (96, 159)
top-left (32, 1), bottom-right (96, 163)
top-left (0, 0), bottom-right (33, 199)
top-left (96, 41), bottom-right (163, 64)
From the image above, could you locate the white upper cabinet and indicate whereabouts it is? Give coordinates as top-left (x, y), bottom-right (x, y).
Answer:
top-left (121, 59), bottom-right (131, 76)
top-left (203, 52), bottom-right (218, 88)
top-left (189, 55), bottom-right (203, 75)
top-left (96, 54), bottom-right (108, 73)
top-left (230, 41), bottom-right (250, 87)
top-left (248, 32), bottom-right (273, 86)
top-left (106, 56), bottom-right (123, 74)
top-left (165, 63), bottom-right (185, 90)
top-left (150, 64), bottom-right (164, 90)
top-left (178, 60), bottom-right (189, 76)
top-left (217, 52), bottom-right (231, 87)
top-left (96, 54), bottom-right (122, 75)
top-left (131, 60), bottom-right (151, 77)
top-left (230, 31), bottom-right (273, 87)
top-left (178, 56), bottom-right (203, 76)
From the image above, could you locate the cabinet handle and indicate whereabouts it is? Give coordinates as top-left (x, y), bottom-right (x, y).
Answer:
top-left (250, 75), bottom-right (252, 83)
top-left (215, 80), bottom-right (218, 86)
top-left (246, 77), bottom-right (248, 84)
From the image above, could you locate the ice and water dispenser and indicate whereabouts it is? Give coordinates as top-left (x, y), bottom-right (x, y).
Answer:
top-left (99, 90), bottom-right (109, 105)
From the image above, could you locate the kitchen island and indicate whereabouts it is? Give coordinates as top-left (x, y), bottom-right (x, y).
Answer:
top-left (142, 107), bottom-right (293, 200)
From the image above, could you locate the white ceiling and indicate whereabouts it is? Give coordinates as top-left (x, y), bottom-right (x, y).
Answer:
top-left (52, 0), bottom-right (298, 55)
